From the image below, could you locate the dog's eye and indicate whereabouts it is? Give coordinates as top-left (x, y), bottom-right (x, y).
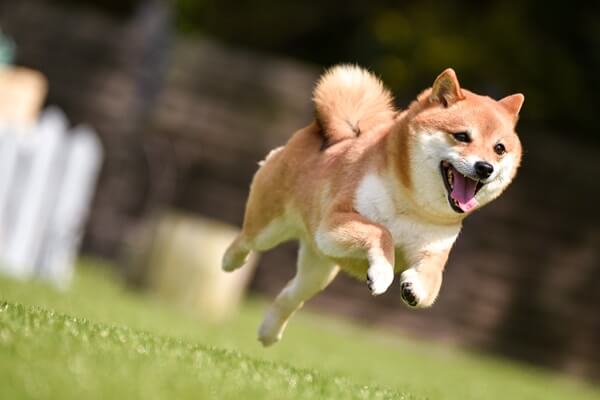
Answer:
top-left (494, 143), bottom-right (506, 155)
top-left (452, 132), bottom-right (471, 143)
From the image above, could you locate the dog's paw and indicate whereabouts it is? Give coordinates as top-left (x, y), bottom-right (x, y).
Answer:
top-left (399, 268), bottom-right (428, 308)
top-left (400, 281), bottom-right (419, 307)
top-left (258, 330), bottom-right (281, 347)
top-left (222, 247), bottom-right (250, 272)
top-left (367, 260), bottom-right (394, 296)
top-left (257, 313), bottom-right (283, 347)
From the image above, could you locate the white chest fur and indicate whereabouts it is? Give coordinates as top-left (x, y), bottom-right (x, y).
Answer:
top-left (354, 173), bottom-right (461, 258)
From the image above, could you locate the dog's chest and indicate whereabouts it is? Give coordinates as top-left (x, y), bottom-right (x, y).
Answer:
top-left (354, 173), bottom-right (460, 253)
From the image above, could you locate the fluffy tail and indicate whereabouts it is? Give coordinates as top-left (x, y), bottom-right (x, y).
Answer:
top-left (313, 65), bottom-right (395, 147)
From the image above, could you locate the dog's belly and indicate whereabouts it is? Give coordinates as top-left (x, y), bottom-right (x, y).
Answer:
top-left (330, 247), bottom-right (409, 280)
top-left (332, 257), bottom-right (369, 280)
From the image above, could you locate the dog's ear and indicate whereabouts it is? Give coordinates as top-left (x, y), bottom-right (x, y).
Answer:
top-left (430, 68), bottom-right (464, 107)
top-left (499, 93), bottom-right (524, 122)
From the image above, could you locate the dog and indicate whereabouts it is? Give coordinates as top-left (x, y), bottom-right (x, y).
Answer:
top-left (222, 65), bottom-right (523, 346)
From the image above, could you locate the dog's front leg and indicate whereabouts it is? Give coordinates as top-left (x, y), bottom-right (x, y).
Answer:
top-left (316, 212), bottom-right (395, 295)
top-left (399, 248), bottom-right (451, 308)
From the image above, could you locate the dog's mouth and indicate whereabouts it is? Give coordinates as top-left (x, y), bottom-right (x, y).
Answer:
top-left (440, 161), bottom-right (484, 213)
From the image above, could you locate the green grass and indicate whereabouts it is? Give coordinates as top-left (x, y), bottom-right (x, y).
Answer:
top-left (0, 259), bottom-right (598, 400)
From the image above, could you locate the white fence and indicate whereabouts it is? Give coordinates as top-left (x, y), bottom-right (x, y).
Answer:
top-left (0, 107), bottom-right (102, 287)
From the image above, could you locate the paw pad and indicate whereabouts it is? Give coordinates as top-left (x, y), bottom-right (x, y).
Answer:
top-left (400, 281), bottom-right (419, 307)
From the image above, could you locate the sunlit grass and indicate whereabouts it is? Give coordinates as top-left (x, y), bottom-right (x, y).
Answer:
top-left (0, 259), bottom-right (598, 400)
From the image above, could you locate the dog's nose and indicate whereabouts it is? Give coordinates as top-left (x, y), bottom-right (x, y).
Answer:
top-left (474, 161), bottom-right (494, 179)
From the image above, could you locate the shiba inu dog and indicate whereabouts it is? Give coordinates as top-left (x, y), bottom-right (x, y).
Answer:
top-left (223, 65), bottom-right (524, 346)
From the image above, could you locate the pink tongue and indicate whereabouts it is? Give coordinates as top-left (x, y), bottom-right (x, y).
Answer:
top-left (451, 168), bottom-right (479, 212)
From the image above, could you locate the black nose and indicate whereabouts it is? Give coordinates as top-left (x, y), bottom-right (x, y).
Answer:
top-left (474, 161), bottom-right (494, 179)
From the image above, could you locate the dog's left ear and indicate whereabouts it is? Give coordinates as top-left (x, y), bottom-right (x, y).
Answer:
top-left (430, 68), bottom-right (465, 107)
top-left (499, 93), bottom-right (524, 122)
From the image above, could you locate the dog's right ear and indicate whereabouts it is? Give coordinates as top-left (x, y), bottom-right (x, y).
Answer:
top-left (430, 68), bottom-right (465, 107)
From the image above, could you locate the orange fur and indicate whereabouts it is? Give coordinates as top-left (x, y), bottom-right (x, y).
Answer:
top-left (223, 65), bottom-right (524, 346)
top-left (313, 65), bottom-right (396, 147)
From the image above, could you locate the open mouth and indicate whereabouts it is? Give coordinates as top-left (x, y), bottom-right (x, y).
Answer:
top-left (440, 161), bottom-right (484, 213)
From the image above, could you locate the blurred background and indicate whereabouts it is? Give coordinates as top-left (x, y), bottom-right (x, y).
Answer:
top-left (0, 0), bottom-right (599, 387)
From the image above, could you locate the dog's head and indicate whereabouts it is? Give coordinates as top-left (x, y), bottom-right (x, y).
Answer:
top-left (399, 69), bottom-right (523, 221)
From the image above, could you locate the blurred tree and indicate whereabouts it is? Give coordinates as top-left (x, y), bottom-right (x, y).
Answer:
top-left (55, 0), bottom-right (142, 16)
top-left (48, 0), bottom-right (600, 140)
top-left (174, 0), bottom-right (600, 141)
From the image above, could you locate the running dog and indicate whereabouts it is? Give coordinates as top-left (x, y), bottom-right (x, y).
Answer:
top-left (223, 65), bottom-right (524, 346)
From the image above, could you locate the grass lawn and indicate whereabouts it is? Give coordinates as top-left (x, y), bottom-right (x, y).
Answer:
top-left (0, 259), bottom-right (598, 400)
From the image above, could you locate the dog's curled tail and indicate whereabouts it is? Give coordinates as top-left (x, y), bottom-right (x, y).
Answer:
top-left (313, 64), bottom-right (395, 147)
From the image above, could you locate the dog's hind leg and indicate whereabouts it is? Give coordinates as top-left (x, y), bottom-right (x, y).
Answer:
top-left (222, 213), bottom-right (295, 272)
top-left (222, 164), bottom-right (290, 272)
top-left (258, 241), bottom-right (339, 346)
top-left (222, 234), bottom-right (252, 272)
